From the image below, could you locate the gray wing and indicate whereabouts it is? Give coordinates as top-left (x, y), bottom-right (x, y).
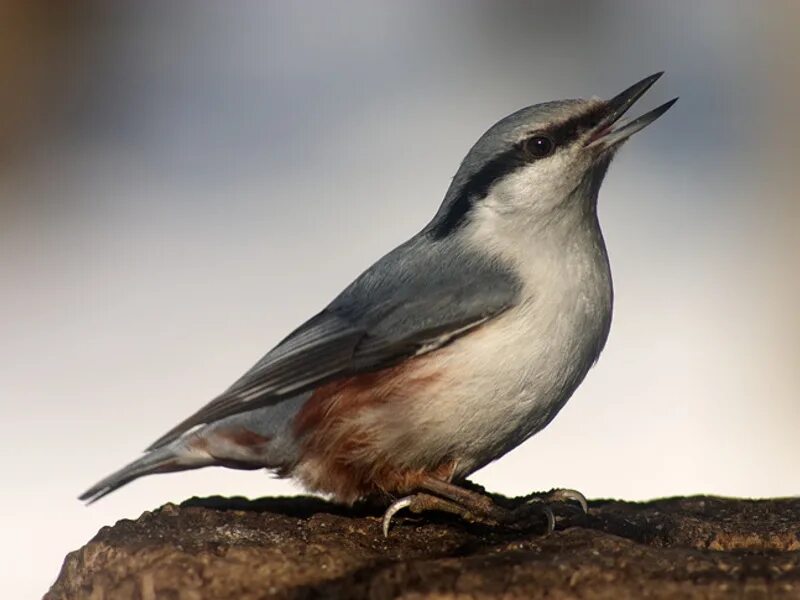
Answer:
top-left (146, 234), bottom-right (521, 450)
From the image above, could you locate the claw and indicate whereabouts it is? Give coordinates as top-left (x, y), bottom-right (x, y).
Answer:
top-left (547, 488), bottom-right (589, 514)
top-left (543, 505), bottom-right (556, 534)
top-left (519, 488), bottom-right (587, 533)
top-left (382, 496), bottom-right (414, 537)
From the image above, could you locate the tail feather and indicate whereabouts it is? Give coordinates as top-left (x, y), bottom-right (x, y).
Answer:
top-left (80, 400), bottom-right (306, 504)
top-left (79, 444), bottom-right (212, 504)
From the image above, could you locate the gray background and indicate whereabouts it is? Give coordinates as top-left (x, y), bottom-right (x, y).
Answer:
top-left (2, 2), bottom-right (799, 597)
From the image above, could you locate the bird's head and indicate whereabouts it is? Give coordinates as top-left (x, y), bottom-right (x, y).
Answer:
top-left (428, 73), bottom-right (677, 239)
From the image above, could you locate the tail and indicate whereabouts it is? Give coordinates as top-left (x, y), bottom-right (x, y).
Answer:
top-left (79, 409), bottom-right (294, 504)
top-left (79, 442), bottom-right (213, 504)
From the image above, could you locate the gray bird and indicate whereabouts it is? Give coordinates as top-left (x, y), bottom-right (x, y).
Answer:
top-left (81, 73), bottom-right (676, 535)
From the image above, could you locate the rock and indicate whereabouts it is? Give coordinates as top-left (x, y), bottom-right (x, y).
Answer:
top-left (46, 494), bottom-right (800, 599)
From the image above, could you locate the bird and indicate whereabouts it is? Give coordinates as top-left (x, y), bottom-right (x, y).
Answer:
top-left (81, 73), bottom-right (676, 536)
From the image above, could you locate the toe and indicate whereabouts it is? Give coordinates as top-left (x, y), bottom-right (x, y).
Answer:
top-left (382, 496), bottom-right (415, 537)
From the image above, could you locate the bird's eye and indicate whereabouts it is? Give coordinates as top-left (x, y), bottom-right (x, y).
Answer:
top-left (526, 136), bottom-right (555, 158)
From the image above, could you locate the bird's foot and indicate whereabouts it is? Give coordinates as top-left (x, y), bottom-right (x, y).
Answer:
top-left (382, 492), bottom-right (488, 537)
top-left (505, 487), bottom-right (589, 532)
top-left (381, 480), bottom-right (588, 537)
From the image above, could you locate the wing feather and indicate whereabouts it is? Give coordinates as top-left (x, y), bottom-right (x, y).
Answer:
top-left (145, 312), bottom-right (364, 449)
top-left (147, 234), bottom-right (521, 451)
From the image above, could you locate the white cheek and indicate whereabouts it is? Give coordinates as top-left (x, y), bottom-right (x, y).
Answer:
top-left (486, 151), bottom-right (577, 216)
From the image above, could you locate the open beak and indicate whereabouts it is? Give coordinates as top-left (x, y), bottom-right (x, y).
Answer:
top-left (585, 72), bottom-right (677, 149)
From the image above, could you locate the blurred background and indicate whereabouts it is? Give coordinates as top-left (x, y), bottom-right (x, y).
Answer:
top-left (1, 1), bottom-right (798, 597)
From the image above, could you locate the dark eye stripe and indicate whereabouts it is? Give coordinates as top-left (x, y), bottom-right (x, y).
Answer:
top-left (427, 104), bottom-right (608, 240)
top-left (541, 104), bottom-right (606, 147)
top-left (427, 144), bottom-right (528, 239)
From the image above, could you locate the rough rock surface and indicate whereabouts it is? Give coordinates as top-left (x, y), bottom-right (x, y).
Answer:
top-left (47, 493), bottom-right (800, 599)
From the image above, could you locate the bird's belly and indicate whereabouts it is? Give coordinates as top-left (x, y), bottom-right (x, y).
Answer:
top-left (394, 291), bottom-right (611, 477)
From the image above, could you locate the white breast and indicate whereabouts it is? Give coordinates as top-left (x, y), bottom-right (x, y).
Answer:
top-left (372, 202), bottom-right (613, 477)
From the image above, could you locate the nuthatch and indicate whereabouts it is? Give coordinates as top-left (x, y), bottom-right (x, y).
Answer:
top-left (82, 73), bottom-right (676, 535)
